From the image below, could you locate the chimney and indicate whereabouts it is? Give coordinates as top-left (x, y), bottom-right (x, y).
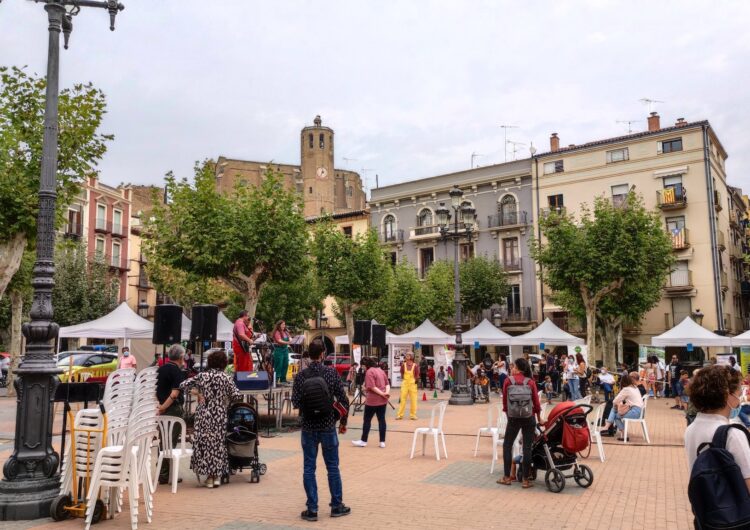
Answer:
top-left (675, 117), bottom-right (688, 128)
top-left (550, 133), bottom-right (560, 152)
top-left (647, 112), bottom-right (661, 132)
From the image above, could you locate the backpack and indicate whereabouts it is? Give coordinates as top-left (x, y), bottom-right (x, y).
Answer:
top-left (300, 368), bottom-right (334, 421)
top-left (506, 377), bottom-right (533, 419)
top-left (688, 424), bottom-right (750, 530)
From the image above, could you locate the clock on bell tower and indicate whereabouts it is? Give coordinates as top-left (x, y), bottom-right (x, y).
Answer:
top-left (301, 115), bottom-right (335, 217)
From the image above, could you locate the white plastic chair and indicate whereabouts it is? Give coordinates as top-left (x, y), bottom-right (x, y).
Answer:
top-left (588, 402), bottom-right (606, 462)
top-left (623, 395), bottom-right (651, 444)
top-left (574, 395), bottom-right (592, 406)
top-left (489, 412), bottom-right (509, 474)
top-left (410, 401), bottom-right (448, 460)
top-left (473, 403), bottom-right (503, 456)
top-left (154, 416), bottom-right (192, 493)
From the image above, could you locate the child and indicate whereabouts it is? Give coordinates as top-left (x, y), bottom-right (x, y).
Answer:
top-left (437, 366), bottom-right (446, 393)
top-left (544, 375), bottom-right (555, 404)
top-left (473, 369), bottom-right (484, 401)
top-left (477, 370), bottom-right (490, 402)
top-left (427, 365), bottom-right (436, 390)
top-left (678, 370), bottom-right (690, 410)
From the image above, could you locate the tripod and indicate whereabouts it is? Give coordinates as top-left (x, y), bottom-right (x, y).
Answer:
top-left (351, 382), bottom-right (366, 416)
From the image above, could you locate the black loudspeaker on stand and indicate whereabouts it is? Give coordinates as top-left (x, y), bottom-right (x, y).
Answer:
top-left (353, 320), bottom-right (371, 345)
top-left (190, 304), bottom-right (218, 341)
top-left (153, 304), bottom-right (182, 345)
top-left (371, 324), bottom-right (386, 349)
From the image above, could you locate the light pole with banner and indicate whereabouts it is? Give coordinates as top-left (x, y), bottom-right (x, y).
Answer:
top-left (0, 0), bottom-right (124, 520)
top-left (436, 186), bottom-right (475, 405)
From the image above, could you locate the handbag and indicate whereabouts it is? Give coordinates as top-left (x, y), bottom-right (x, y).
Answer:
top-left (617, 401), bottom-right (631, 416)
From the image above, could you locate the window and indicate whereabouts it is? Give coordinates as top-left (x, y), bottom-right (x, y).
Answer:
top-left (611, 184), bottom-right (629, 207)
top-left (319, 133), bottom-right (325, 149)
top-left (309, 187), bottom-right (313, 194)
top-left (113, 209), bottom-right (122, 235)
top-left (342, 226), bottom-right (353, 238)
top-left (346, 186), bottom-right (353, 197)
top-left (544, 160), bottom-right (564, 174)
top-left (416, 208), bottom-right (434, 235)
top-left (112, 241), bottom-right (121, 267)
top-left (419, 248), bottom-right (434, 278)
top-left (67, 207), bottom-right (81, 235)
top-left (662, 175), bottom-right (685, 202)
top-left (666, 216), bottom-right (685, 231)
top-left (547, 194), bottom-right (564, 213)
top-left (308, 133), bottom-right (313, 149)
top-left (503, 237), bottom-right (519, 267)
top-left (460, 242), bottom-right (474, 262)
top-left (383, 214), bottom-right (396, 241)
top-left (672, 297), bottom-right (692, 325)
top-left (660, 138), bottom-right (683, 154)
top-left (506, 285), bottom-right (521, 315)
top-left (95, 237), bottom-right (105, 258)
top-left (670, 260), bottom-right (690, 287)
top-left (96, 203), bottom-right (106, 230)
top-left (606, 148), bottom-right (629, 163)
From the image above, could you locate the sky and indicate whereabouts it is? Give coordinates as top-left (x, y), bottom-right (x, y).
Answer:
top-left (2, 0), bottom-right (749, 193)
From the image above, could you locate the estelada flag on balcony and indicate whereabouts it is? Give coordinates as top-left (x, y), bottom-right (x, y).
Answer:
top-left (663, 187), bottom-right (676, 204)
top-left (671, 227), bottom-right (684, 248)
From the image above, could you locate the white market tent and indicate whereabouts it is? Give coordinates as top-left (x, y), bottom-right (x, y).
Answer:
top-left (59, 302), bottom-right (153, 340)
top-left (217, 311), bottom-right (234, 342)
top-left (180, 314), bottom-right (192, 341)
top-left (731, 329), bottom-right (750, 347)
top-left (462, 318), bottom-right (512, 346)
top-left (510, 317), bottom-right (585, 346)
top-left (386, 319), bottom-right (455, 345)
top-left (651, 316), bottom-right (733, 347)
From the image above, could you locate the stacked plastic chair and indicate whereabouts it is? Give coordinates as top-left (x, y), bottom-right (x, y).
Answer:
top-left (84, 366), bottom-right (159, 530)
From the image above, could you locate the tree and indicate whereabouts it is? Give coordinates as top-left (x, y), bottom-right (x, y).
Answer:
top-left (424, 261), bottom-right (454, 327)
top-left (459, 255), bottom-right (509, 325)
top-left (144, 162), bottom-right (309, 316)
top-left (146, 261), bottom-right (233, 312)
top-left (311, 223), bottom-right (390, 346)
top-left (371, 261), bottom-right (431, 333)
top-left (0, 66), bottom-right (112, 300)
top-left (531, 192), bottom-right (673, 365)
top-left (4, 249), bottom-right (33, 397)
top-left (52, 241), bottom-right (119, 327)
top-left (255, 267), bottom-right (324, 331)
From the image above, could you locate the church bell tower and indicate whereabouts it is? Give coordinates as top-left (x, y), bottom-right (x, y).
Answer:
top-left (301, 115), bottom-right (335, 217)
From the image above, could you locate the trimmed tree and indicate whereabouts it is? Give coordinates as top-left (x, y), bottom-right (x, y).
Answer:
top-left (424, 260), bottom-right (454, 327)
top-left (311, 223), bottom-right (390, 346)
top-left (144, 161), bottom-right (309, 316)
top-left (531, 192), bottom-right (673, 365)
top-left (0, 66), bottom-right (112, 300)
top-left (255, 267), bottom-right (324, 331)
top-left (459, 255), bottom-right (509, 326)
top-left (371, 261), bottom-right (431, 333)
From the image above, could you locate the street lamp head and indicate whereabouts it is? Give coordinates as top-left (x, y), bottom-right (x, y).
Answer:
top-left (449, 185), bottom-right (463, 208)
top-left (435, 203), bottom-right (450, 229)
top-left (492, 311), bottom-right (502, 327)
top-left (460, 204), bottom-right (476, 228)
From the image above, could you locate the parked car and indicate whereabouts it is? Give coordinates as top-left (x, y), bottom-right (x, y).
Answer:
top-left (325, 355), bottom-right (352, 378)
top-left (57, 352), bottom-right (118, 383)
top-left (0, 353), bottom-right (9, 387)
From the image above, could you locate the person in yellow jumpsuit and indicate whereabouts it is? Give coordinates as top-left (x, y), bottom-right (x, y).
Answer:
top-left (397, 352), bottom-right (419, 420)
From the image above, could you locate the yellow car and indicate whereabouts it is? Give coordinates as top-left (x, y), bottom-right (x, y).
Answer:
top-left (57, 353), bottom-right (118, 383)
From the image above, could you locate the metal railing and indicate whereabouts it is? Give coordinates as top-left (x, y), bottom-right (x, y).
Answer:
top-left (669, 227), bottom-right (690, 249)
top-left (487, 210), bottom-right (528, 229)
top-left (501, 257), bottom-right (522, 272)
top-left (717, 231), bottom-right (726, 250)
top-left (94, 218), bottom-right (109, 232)
top-left (379, 228), bottom-right (404, 243)
top-left (656, 187), bottom-right (687, 208)
top-left (541, 206), bottom-right (566, 218)
top-left (721, 270), bottom-right (729, 290)
top-left (667, 269), bottom-right (693, 288)
top-left (63, 222), bottom-right (83, 238)
top-left (413, 225), bottom-right (439, 236)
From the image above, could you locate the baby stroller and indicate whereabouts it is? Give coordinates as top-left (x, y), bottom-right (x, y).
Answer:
top-left (529, 402), bottom-right (594, 493)
top-left (222, 402), bottom-right (267, 484)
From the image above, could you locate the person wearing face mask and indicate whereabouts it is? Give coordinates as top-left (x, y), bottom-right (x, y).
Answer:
top-left (684, 365), bottom-right (750, 497)
top-left (118, 346), bottom-right (137, 370)
top-left (598, 367), bottom-right (615, 402)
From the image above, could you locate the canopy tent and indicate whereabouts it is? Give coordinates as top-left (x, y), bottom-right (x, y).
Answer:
top-left (386, 319), bottom-right (455, 345)
top-left (181, 314), bottom-right (192, 341)
top-left (335, 329), bottom-right (395, 345)
top-left (510, 317), bottom-right (585, 346)
top-left (731, 329), bottom-right (750, 347)
top-left (651, 316), bottom-right (733, 347)
top-left (217, 311), bottom-right (234, 342)
top-left (59, 302), bottom-right (153, 340)
top-left (462, 319), bottom-right (512, 346)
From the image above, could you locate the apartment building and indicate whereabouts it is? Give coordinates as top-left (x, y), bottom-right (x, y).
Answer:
top-left (370, 160), bottom-right (539, 333)
top-left (532, 113), bottom-right (749, 360)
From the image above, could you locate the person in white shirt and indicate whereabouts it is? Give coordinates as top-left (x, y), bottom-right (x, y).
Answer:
top-left (599, 372), bottom-right (644, 440)
top-left (685, 365), bottom-right (750, 495)
top-left (598, 367), bottom-right (616, 402)
top-left (729, 356), bottom-right (742, 373)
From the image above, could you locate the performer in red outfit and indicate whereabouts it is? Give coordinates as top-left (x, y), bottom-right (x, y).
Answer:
top-left (232, 310), bottom-right (254, 371)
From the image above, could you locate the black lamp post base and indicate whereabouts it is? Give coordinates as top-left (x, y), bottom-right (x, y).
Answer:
top-left (448, 391), bottom-right (474, 406)
top-left (0, 476), bottom-right (60, 521)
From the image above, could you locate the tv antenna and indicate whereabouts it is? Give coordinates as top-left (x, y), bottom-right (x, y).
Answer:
top-left (616, 120), bottom-right (641, 134)
top-left (360, 168), bottom-right (375, 192)
top-left (639, 98), bottom-right (664, 113)
top-left (470, 152), bottom-right (484, 168)
top-left (506, 140), bottom-right (525, 161)
top-left (499, 125), bottom-right (519, 162)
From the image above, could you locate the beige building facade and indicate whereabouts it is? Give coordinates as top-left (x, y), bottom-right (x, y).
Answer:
top-left (214, 115), bottom-right (366, 218)
top-left (532, 113), bottom-right (749, 360)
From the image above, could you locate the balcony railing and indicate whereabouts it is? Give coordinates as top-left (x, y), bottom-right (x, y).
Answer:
top-left (721, 270), bottom-right (729, 291)
top-left (112, 223), bottom-right (126, 237)
top-left (379, 229), bottom-right (404, 244)
top-left (667, 269), bottom-right (693, 288)
top-left (717, 231), bottom-right (726, 251)
top-left (413, 225), bottom-right (439, 237)
top-left (63, 222), bottom-right (83, 238)
top-left (94, 218), bottom-right (110, 233)
top-left (541, 206), bottom-right (567, 218)
top-left (496, 307), bottom-right (532, 322)
top-left (669, 227), bottom-right (690, 250)
top-left (110, 255), bottom-right (128, 270)
top-left (487, 211), bottom-right (528, 229)
top-left (656, 187), bottom-right (687, 209)
top-left (501, 257), bottom-right (522, 272)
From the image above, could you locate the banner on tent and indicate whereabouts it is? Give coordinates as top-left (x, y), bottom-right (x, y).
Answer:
top-left (353, 346), bottom-right (362, 365)
top-left (389, 344), bottom-right (411, 387)
top-left (433, 348), bottom-right (454, 371)
top-left (639, 345), bottom-right (665, 365)
top-left (741, 347), bottom-right (750, 375)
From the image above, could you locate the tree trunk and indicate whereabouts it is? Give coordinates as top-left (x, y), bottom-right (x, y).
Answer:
top-left (585, 307), bottom-right (597, 364)
top-left (343, 304), bottom-right (356, 353)
top-left (0, 234), bottom-right (26, 302)
top-left (616, 323), bottom-right (624, 366)
top-left (7, 289), bottom-right (23, 397)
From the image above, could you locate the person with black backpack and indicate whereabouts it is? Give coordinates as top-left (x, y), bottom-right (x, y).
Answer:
top-left (685, 364), bottom-right (750, 529)
top-left (291, 339), bottom-right (351, 522)
top-left (497, 357), bottom-right (543, 489)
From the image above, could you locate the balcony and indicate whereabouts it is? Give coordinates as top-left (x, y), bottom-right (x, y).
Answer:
top-left (94, 218), bottom-right (110, 233)
top-left (714, 189), bottom-right (723, 211)
top-left (541, 206), bottom-right (567, 218)
top-left (721, 270), bottom-right (729, 291)
top-left (63, 222), bottom-right (83, 239)
top-left (497, 307), bottom-right (533, 323)
top-left (379, 229), bottom-right (404, 244)
top-left (500, 257), bottom-right (523, 273)
top-left (656, 187), bottom-right (687, 210)
top-left (717, 231), bottom-right (726, 251)
top-left (665, 269), bottom-right (694, 295)
top-left (487, 211), bottom-right (528, 230)
top-left (111, 223), bottom-right (127, 237)
top-left (669, 227), bottom-right (690, 250)
top-left (109, 255), bottom-right (129, 271)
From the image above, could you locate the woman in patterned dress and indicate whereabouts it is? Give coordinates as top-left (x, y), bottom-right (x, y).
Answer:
top-left (180, 349), bottom-right (242, 488)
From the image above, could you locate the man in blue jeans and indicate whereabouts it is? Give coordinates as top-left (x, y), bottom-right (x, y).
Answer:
top-left (292, 339), bottom-right (350, 522)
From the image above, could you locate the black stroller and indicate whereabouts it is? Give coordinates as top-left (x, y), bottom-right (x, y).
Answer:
top-left (529, 402), bottom-right (594, 493)
top-left (222, 402), bottom-right (267, 484)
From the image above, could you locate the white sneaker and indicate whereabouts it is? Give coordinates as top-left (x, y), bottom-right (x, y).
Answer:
top-left (205, 477), bottom-right (214, 488)
top-left (351, 440), bottom-right (367, 447)
top-left (379, 442), bottom-right (386, 448)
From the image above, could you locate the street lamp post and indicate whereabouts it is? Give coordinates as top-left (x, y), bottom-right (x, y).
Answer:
top-left (436, 186), bottom-right (475, 406)
top-left (0, 1), bottom-right (124, 520)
